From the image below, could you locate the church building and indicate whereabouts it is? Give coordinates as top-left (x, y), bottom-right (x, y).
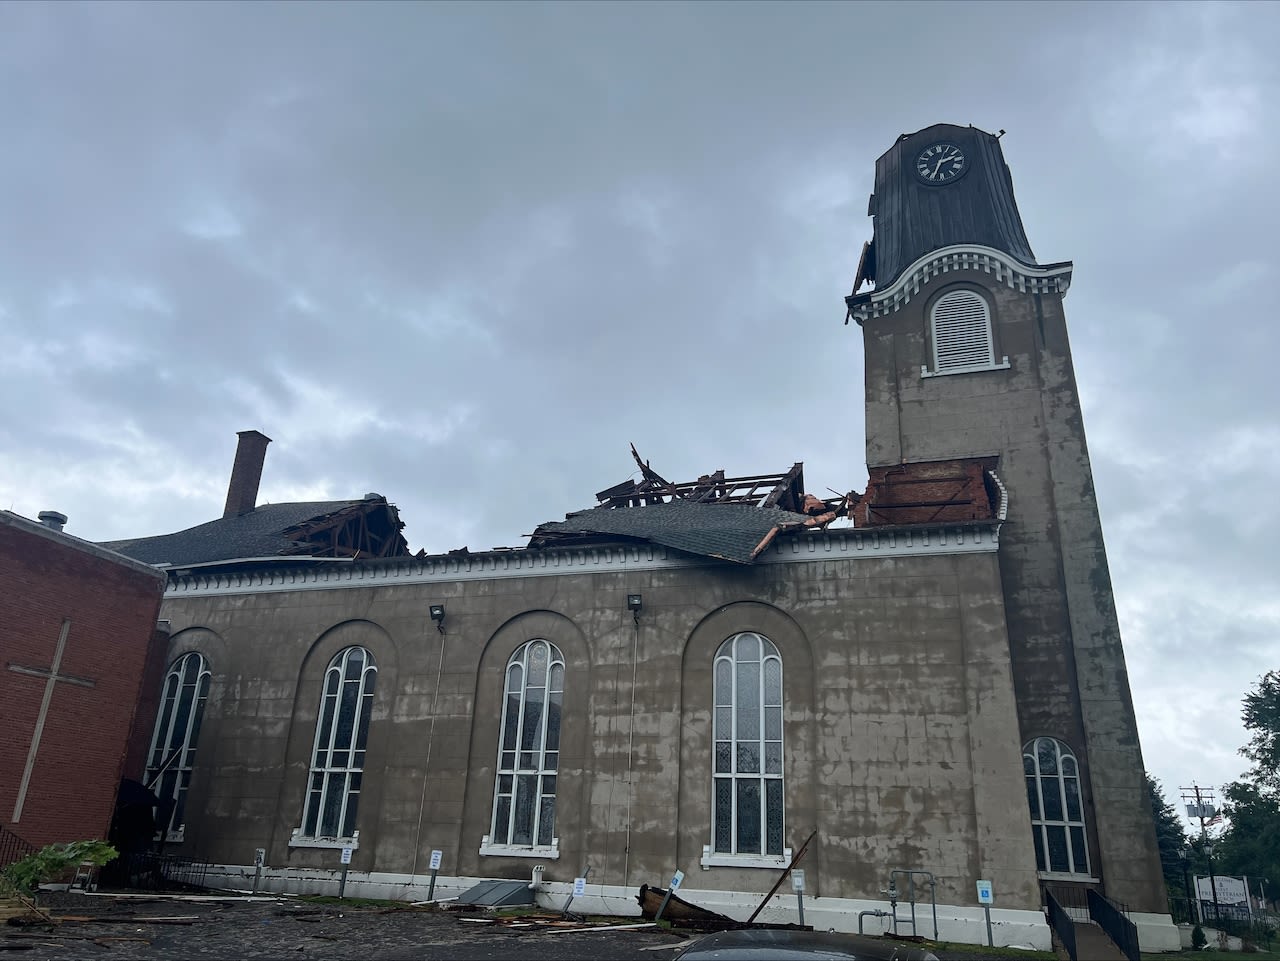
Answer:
top-left (107, 124), bottom-right (1177, 951)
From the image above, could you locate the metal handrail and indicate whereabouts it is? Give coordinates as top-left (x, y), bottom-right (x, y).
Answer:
top-left (0, 824), bottom-right (36, 871)
top-left (1046, 889), bottom-right (1078, 961)
top-left (1088, 889), bottom-right (1140, 961)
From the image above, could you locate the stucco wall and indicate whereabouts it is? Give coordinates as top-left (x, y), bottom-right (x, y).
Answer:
top-left (860, 269), bottom-right (1167, 911)
top-left (155, 541), bottom-right (1044, 912)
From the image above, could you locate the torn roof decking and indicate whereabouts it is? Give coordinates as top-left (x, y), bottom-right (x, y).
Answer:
top-left (102, 496), bottom-right (410, 568)
top-left (530, 451), bottom-right (1003, 566)
top-left (529, 446), bottom-right (855, 565)
top-left (594, 445), bottom-right (808, 513)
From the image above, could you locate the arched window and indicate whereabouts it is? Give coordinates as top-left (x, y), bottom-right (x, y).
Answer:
top-left (145, 652), bottom-right (211, 840)
top-left (927, 288), bottom-right (1003, 375)
top-left (486, 640), bottom-right (564, 853)
top-left (299, 647), bottom-right (377, 841)
top-left (712, 632), bottom-right (784, 858)
top-left (1024, 737), bottom-right (1090, 876)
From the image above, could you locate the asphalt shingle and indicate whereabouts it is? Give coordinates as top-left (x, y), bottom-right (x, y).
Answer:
top-left (101, 500), bottom-right (368, 566)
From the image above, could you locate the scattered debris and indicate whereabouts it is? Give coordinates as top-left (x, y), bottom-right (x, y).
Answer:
top-left (636, 885), bottom-right (734, 926)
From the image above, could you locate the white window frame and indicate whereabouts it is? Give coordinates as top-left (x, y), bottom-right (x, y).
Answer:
top-left (291, 646), bottom-right (376, 848)
top-left (921, 287), bottom-right (1010, 378)
top-left (1024, 736), bottom-right (1093, 878)
top-left (480, 639), bottom-right (564, 859)
top-left (145, 652), bottom-right (211, 842)
top-left (703, 632), bottom-right (788, 870)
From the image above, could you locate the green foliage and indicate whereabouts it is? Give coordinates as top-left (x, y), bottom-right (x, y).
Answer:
top-left (0, 839), bottom-right (117, 896)
top-left (1241, 670), bottom-right (1280, 792)
top-left (1147, 773), bottom-right (1189, 897)
top-left (1211, 670), bottom-right (1280, 904)
top-left (1192, 924), bottom-right (1208, 949)
top-left (1214, 780), bottom-right (1280, 894)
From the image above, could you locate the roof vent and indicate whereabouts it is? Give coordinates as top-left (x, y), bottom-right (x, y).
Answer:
top-left (37, 510), bottom-right (67, 532)
top-left (364, 492), bottom-right (382, 501)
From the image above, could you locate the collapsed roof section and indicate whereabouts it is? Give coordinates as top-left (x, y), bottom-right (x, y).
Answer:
top-left (103, 495), bottom-right (410, 570)
top-left (529, 448), bottom-right (1006, 565)
top-left (529, 446), bottom-right (856, 564)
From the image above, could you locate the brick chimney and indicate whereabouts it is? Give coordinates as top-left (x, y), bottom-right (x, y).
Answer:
top-left (223, 430), bottom-right (272, 518)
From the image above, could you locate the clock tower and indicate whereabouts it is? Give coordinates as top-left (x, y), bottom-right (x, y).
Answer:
top-left (847, 124), bottom-right (1169, 921)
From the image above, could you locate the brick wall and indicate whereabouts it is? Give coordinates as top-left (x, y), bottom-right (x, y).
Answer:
top-left (858, 457), bottom-right (999, 527)
top-left (0, 514), bottom-right (166, 849)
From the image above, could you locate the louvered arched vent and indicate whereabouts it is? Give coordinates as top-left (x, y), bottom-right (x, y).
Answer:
top-left (931, 289), bottom-right (994, 372)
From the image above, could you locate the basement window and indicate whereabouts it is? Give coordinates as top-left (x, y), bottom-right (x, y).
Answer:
top-left (922, 288), bottom-right (1010, 378)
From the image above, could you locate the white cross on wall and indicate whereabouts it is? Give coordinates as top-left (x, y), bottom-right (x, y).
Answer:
top-left (6, 618), bottom-right (98, 823)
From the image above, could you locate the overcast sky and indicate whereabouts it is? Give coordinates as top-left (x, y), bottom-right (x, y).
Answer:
top-left (3, 1), bottom-right (1277, 827)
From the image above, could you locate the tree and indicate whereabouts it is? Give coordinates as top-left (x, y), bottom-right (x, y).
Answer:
top-left (1214, 780), bottom-right (1280, 908)
top-left (1211, 670), bottom-right (1280, 911)
top-left (1148, 774), bottom-right (1190, 898)
top-left (0, 840), bottom-right (117, 897)
top-left (1240, 669), bottom-right (1280, 793)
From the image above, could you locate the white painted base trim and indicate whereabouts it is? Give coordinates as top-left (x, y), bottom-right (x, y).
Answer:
top-left (198, 862), bottom-right (1054, 950)
top-left (1132, 912), bottom-right (1184, 952)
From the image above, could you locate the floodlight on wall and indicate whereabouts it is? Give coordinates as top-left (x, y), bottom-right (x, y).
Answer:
top-left (627, 593), bottom-right (643, 624)
top-left (430, 604), bottom-right (446, 633)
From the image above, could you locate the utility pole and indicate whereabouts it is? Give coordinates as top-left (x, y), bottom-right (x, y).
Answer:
top-left (1181, 783), bottom-right (1222, 925)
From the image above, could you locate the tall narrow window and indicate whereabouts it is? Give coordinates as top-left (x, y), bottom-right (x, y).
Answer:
top-left (713, 632), bottom-right (784, 858)
top-left (299, 647), bottom-right (377, 841)
top-left (1024, 737), bottom-right (1090, 876)
top-left (929, 288), bottom-right (999, 373)
top-left (485, 640), bottom-right (564, 854)
top-left (145, 652), bottom-right (211, 839)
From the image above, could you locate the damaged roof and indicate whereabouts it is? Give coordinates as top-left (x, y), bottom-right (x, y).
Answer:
top-left (102, 496), bottom-right (410, 568)
top-left (528, 449), bottom-right (1005, 565)
top-left (528, 446), bottom-right (853, 564)
top-left (529, 500), bottom-right (817, 565)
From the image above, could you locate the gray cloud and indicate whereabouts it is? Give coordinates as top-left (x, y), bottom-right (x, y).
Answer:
top-left (2, 0), bottom-right (1277, 821)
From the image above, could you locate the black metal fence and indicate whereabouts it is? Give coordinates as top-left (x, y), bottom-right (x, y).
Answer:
top-left (1088, 889), bottom-right (1140, 961)
top-left (97, 851), bottom-right (210, 892)
top-left (1046, 889), bottom-right (1077, 961)
top-left (0, 824), bottom-right (36, 871)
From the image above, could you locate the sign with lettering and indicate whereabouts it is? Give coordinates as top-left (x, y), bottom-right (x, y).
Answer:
top-left (254, 848), bottom-right (266, 868)
top-left (429, 849), bottom-right (443, 871)
top-left (792, 869), bottom-right (806, 893)
top-left (670, 869), bottom-right (685, 891)
top-left (976, 880), bottom-right (993, 905)
top-left (340, 846), bottom-right (353, 865)
top-left (1197, 875), bottom-right (1247, 905)
top-left (573, 877), bottom-right (586, 897)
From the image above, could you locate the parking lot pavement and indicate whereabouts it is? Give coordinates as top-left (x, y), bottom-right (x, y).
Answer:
top-left (4, 892), bottom-right (687, 960)
top-left (6, 893), bottom-right (1046, 960)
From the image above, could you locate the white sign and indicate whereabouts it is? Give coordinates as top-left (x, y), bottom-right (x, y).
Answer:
top-left (1197, 875), bottom-right (1247, 905)
top-left (429, 849), bottom-right (443, 871)
top-left (340, 846), bottom-right (353, 865)
top-left (792, 869), bottom-right (806, 893)
top-left (670, 869), bottom-right (685, 891)
top-left (254, 848), bottom-right (266, 868)
top-left (573, 877), bottom-right (586, 897)
top-left (976, 879), bottom-right (993, 905)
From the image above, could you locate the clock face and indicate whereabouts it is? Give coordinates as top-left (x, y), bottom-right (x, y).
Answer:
top-left (915, 142), bottom-right (967, 184)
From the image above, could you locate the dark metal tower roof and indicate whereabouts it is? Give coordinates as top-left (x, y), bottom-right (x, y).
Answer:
top-left (860, 123), bottom-right (1038, 291)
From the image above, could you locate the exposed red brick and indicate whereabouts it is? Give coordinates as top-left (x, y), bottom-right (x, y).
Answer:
top-left (0, 516), bottom-right (166, 849)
